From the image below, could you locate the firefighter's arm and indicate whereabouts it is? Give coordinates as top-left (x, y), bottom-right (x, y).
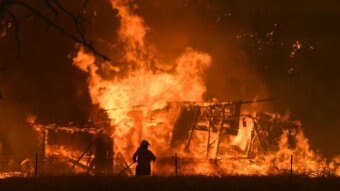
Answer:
top-left (132, 149), bottom-right (139, 162)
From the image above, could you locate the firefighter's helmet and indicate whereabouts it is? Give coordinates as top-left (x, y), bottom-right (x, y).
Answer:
top-left (140, 140), bottom-right (150, 148)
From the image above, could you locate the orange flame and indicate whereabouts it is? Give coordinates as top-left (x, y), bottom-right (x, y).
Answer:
top-left (68, 0), bottom-right (340, 177)
top-left (73, 0), bottom-right (212, 164)
top-left (25, 0), bottom-right (340, 177)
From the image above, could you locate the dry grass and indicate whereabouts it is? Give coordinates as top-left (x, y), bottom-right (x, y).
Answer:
top-left (0, 175), bottom-right (339, 191)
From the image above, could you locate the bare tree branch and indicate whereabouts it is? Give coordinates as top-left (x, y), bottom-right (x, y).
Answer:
top-left (44, 0), bottom-right (58, 31)
top-left (51, 0), bottom-right (88, 42)
top-left (0, 0), bottom-right (110, 60)
top-left (4, 7), bottom-right (20, 57)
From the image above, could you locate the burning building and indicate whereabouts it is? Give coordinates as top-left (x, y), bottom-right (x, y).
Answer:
top-left (2, 0), bottom-right (339, 178)
top-left (26, 0), bottom-right (339, 177)
top-left (29, 97), bottom-right (339, 176)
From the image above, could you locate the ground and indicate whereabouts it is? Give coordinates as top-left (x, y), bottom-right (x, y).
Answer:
top-left (0, 175), bottom-right (339, 191)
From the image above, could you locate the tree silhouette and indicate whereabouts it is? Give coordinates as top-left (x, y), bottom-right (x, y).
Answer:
top-left (0, 0), bottom-right (108, 60)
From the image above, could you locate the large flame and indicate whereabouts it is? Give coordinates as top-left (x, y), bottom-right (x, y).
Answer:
top-left (73, 0), bottom-right (211, 163)
top-left (69, 0), bottom-right (340, 176)
top-left (21, 0), bottom-right (339, 177)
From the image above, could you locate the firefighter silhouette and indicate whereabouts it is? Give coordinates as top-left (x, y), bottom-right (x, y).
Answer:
top-left (132, 140), bottom-right (156, 176)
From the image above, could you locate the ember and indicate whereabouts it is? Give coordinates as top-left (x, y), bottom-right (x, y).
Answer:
top-left (27, 0), bottom-right (340, 177)
top-left (1, 0), bottom-right (339, 179)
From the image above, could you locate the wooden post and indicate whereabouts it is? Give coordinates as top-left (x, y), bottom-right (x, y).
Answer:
top-left (290, 155), bottom-right (293, 176)
top-left (35, 153), bottom-right (38, 177)
top-left (41, 127), bottom-right (47, 176)
top-left (185, 108), bottom-right (199, 150)
top-left (215, 105), bottom-right (226, 158)
top-left (175, 153), bottom-right (178, 176)
top-left (206, 123), bottom-right (211, 158)
top-left (112, 137), bottom-right (115, 174)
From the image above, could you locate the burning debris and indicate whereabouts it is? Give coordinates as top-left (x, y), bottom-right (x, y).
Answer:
top-left (2, 0), bottom-right (339, 178)
top-left (29, 99), bottom-right (339, 176)
top-left (26, 0), bottom-right (340, 177)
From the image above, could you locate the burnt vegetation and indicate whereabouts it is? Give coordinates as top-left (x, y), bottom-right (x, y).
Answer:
top-left (0, 175), bottom-right (340, 191)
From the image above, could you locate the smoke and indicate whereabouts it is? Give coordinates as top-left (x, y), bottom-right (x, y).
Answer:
top-left (0, 0), bottom-right (339, 159)
top-left (135, 0), bottom-right (270, 100)
top-left (134, 0), bottom-right (340, 157)
top-left (0, 94), bottom-right (37, 157)
top-left (85, 0), bottom-right (338, 157)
